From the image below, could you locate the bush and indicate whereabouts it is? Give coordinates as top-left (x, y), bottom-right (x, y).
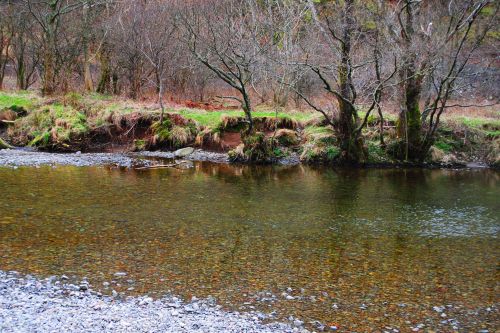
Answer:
top-left (229, 132), bottom-right (277, 163)
top-left (274, 129), bottom-right (299, 146)
top-left (9, 105), bottom-right (88, 150)
top-left (150, 118), bottom-right (196, 149)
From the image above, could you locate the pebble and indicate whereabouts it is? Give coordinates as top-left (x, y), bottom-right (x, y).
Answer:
top-left (0, 270), bottom-right (299, 333)
top-left (293, 319), bottom-right (304, 327)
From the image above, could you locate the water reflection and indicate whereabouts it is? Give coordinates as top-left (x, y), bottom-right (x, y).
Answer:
top-left (0, 164), bottom-right (498, 330)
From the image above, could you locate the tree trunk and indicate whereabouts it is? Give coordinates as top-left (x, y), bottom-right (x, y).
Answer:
top-left (42, 31), bottom-right (56, 96)
top-left (397, 64), bottom-right (422, 160)
top-left (0, 35), bottom-right (9, 91)
top-left (241, 88), bottom-right (253, 133)
top-left (16, 56), bottom-right (27, 90)
top-left (396, 2), bottom-right (423, 161)
top-left (337, 0), bottom-right (363, 162)
top-left (83, 52), bottom-right (94, 92)
top-left (97, 48), bottom-right (112, 94)
top-left (158, 78), bottom-right (165, 124)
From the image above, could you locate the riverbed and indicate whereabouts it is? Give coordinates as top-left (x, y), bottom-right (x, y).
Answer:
top-left (0, 154), bottom-right (498, 332)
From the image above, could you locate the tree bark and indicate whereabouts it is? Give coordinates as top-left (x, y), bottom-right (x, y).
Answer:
top-left (337, 0), bottom-right (363, 162)
top-left (42, 29), bottom-right (57, 96)
top-left (97, 46), bottom-right (112, 94)
top-left (397, 1), bottom-right (423, 160)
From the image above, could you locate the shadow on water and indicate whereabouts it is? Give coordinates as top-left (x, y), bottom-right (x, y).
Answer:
top-left (0, 163), bottom-right (498, 330)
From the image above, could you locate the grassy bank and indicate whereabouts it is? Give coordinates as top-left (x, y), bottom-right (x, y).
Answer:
top-left (0, 91), bottom-right (498, 167)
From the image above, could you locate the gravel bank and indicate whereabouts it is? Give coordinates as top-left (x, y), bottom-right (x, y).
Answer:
top-left (0, 271), bottom-right (306, 333)
top-left (135, 150), bottom-right (230, 164)
top-left (0, 149), bottom-right (144, 168)
top-left (0, 149), bottom-right (230, 168)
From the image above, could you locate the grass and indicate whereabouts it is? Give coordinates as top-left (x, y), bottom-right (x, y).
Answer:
top-left (0, 91), bottom-right (40, 110)
top-left (11, 103), bottom-right (88, 148)
top-left (456, 116), bottom-right (500, 129)
top-left (174, 108), bottom-right (316, 128)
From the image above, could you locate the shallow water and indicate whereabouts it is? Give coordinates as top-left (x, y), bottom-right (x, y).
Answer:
top-left (0, 163), bottom-right (498, 330)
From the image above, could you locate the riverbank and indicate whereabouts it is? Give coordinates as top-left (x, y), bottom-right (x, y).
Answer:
top-left (0, 271), bottom-right (306, 333)
top-left (0, 149), bottom-right (231, 168)
top-left (0, 148), bottom-right (495, 169)
top-left (0, 91), bottom-right (499, 168)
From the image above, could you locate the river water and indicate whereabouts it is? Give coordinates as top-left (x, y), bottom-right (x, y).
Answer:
top-left (0, 163), bottom-right (498, 331)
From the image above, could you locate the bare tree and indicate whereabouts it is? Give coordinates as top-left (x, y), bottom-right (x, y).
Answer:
top-left (0, 2), bottom-right (13, 90)
top-left (178, 0), bottom-right (268, 133)
top-left (10, 4), bottom-right (41, 90)
top-left (287, 0), bottom-right (393, 162)
top-left (139, 1), bottom-right (177, 123)
top-left (387, 0), bottom-right (495, 160)
top-left (25, 0), bottom-right (100, 94)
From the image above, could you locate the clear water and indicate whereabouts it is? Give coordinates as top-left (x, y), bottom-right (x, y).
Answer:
top-left (0, 164), bottom-right (498, 330)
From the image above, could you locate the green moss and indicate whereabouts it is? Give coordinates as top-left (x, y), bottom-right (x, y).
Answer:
top-left (434, 140), bottom-right (453, 153)
top-left (326, 146), bottom-right (341, 160)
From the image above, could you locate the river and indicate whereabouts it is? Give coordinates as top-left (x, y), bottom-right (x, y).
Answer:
top-left (0, 162), bottom-right (498, 331)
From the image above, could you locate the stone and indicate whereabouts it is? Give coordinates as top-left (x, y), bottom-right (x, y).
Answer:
top-left (114, 272), bottom-right (127, 277)
top-left (174, 147), bottom-right (195, 158)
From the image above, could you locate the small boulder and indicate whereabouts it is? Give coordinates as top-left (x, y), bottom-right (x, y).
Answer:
top-left (174, 147), bottom-right (195, 157)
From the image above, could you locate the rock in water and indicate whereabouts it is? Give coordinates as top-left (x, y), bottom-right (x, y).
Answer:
top-left (174, 147), bottom-right (195, 158)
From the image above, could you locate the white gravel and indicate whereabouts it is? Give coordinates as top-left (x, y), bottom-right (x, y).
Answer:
top-left (0, 271), bottom-right (307, 333)
top-left (0, 149), bottom-right (232, 168)
top-left (0, 149), bottom-right (142, 168)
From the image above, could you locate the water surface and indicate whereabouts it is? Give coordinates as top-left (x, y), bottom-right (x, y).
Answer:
top-left (0, 164), bottom-right (498, 331)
